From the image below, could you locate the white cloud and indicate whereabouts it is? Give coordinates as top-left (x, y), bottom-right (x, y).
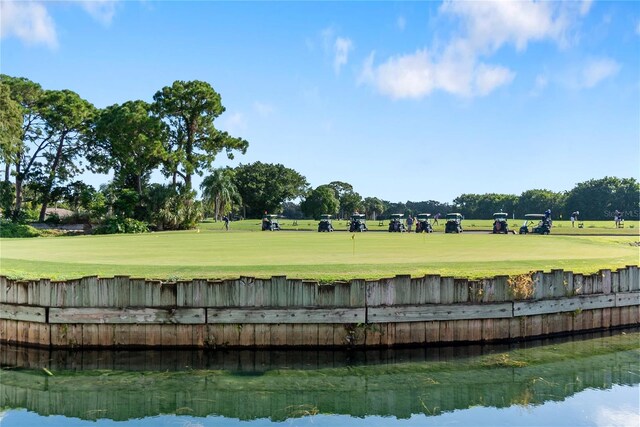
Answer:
top-left (580, 58), bottom-right (620, 88)
top-left (221, 112), bottom-right (247, 134)
top-left (0, 1), bottom-right (58, 48)
top-left (334, 37), bottom-right (353, 74)
top-left (397, 16), bottom-right (406, 31)
top-left (360, 44), bottom-right (514, 99)
top-left (594, 407), bottom-right (640, 427)
top-left (80, 0), bottom-right (119, 26)
top-left (474, 64), bottom-right (515, 96)
top-left (361, 0), bottom-right (591, 99)
top-left (320, 27), bottom-right (353, 75)
top-left (580, 0), bottom-right (593, 17)
top-left (253, 102), bottom-right (275, 117)
top-left (439, 0), bottom-right (571, 52)
top-left (530, 73), bottom-right (549, 96)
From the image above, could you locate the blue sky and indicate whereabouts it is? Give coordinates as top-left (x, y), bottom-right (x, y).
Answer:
top-left (1, 0), bottom-right (639, 203)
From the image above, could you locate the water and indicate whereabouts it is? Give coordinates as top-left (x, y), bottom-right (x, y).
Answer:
top-left (1, 330), bottom-right (639, 427)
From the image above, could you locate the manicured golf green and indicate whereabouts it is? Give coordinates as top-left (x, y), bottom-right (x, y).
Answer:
top-left (1, 227), bottom-right (637, 280)
top-left (213, 219), bottom-right (639, 234)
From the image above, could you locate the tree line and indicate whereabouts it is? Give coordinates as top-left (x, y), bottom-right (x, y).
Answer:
top-left (1, 75), bottom-right (637, 234)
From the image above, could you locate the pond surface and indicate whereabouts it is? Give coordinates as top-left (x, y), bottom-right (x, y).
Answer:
top-left (1, 330), bottom-right (639, 427)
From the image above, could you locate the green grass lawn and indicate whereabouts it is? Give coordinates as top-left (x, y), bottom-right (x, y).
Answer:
top-left (213, 219), bottom-right (639, 234)
top-left (1, 225), bottom-right (637, 280)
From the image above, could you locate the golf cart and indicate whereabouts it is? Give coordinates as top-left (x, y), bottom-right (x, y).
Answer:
top-left (318, 214), bottom-right (334, 232)
top-left (444, 213), bottom-right (463, 233)
top-left (261, 214), bottom-right (281, 231)
top-left (388, 214), bottom-right (406, 232)
top-left (349, 214), bottom-right (368, 232)
top-left (415, 213), bottom-right (433, 233)
top-left (519, 214), bottom-right (552, 235)
top-left (492, 212), bottom-right (510, 234)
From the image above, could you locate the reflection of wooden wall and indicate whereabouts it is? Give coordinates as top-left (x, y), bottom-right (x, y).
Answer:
top-left (0, 266), bottom-right (638, 348)
top-left (0, 345), bottom-right (638, 421)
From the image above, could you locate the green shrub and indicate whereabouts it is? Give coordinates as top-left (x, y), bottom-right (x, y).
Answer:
top-left (44, 213), bottom-right (61, 225)
top-left (0, 220), bottom-right (41, 238)
top-left (92, 217), bottom-right (149, 235)
top-left (60, 211), bottom-right (92, 225)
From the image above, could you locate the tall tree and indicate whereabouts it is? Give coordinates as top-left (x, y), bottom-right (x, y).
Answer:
top-left (564, 177), bottom-right (639, 220)
top-left (233, 162), bottom-right (308, 218)
top-left (300, 185), bottom-right (339, 219)
top-left (0, 75), bottom-right (44, 220)
top-left (516, 189), bottom-right (565, 218)
top-left (327, 181), bottom-right (362, 218)
top-left (35, 89), bottom-right (95, 221)
top-left (0, 82), bottom-right (23, 182)
top-left (363, 197), bottom-right (385, 220)
top-left (152, 80), bottom-right (248, 189)
top-left (89, 100), bottom-right (166, 197)
top-left (200, 167), bottom-right (241, 221)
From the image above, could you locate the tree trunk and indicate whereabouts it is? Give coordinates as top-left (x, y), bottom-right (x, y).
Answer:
top-left (4, 163), bottom-right (10, 182)
top-left (38, 136), bottom-right (65, 222)
top-left (11, 155), bottom-right (23, 221)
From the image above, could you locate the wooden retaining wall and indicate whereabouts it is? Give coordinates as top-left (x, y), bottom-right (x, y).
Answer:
top-left (0, 266), bottom-right (638, 348)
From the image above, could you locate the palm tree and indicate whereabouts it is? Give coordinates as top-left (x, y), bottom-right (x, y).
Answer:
top-left (200, 168), bottom-right (241, 221)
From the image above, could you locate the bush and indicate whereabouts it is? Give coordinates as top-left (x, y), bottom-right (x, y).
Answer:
top-left (0, 220), bottom-right (41, 238)
top-left (92, 217), bottom-right (149, 235)
top-left (44, 213), bottom-right (61, 225)
top-left (60, 211), bottom-right (92, 225)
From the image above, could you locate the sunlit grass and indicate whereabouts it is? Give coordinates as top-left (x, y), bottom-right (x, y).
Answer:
top-left (1, 227), bottom-right (637, 280)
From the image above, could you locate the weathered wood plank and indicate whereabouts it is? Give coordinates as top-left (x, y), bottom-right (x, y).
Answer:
top-left (318, 324), bottom-right (335, 346)
top-left (514, 294), bottom-right (616, 317)
top-left (616, 292), bottom-right (640, 307)
top-left (393, 275), bottom-right (412, 305)
top-left (350, 279), bottom-right (366, 307)
top-left (301, 280), bottom-right (317, 307)
top-left (15, 281), bottom-right (29, 305)
top-left (128, 278), bottom-right (147, 307)
top-left (439, 277), bottom-right (454, 304)
top-left (302, 324), bottom-right (318, 346)
top-left (207, 308), bottom-right (365, 324)
top-left (272, 276), bottom-right (287, 307)
top-left (82, 324), bottom-right (100, 347)
top-left (316, 283), bottom-right (335, 307)
top-left (409, 321), bottom-right (425, 344)
top-left (453, 320), bottom-right (469, 342)
top-left (424, 275), bottom-right (441, 304)
top-left (367, 303), bottom-right (512, 323)
top-left (629, 266), bottom-right (640, 292)
top-left (601, 270), bottom-right (612, 294)
top-left (618, 268), bottom-right (629, 292)
top-left (425, 321), bottom-right (439, 342)
top-left (49, 308), bottom-right (205, 324)
top-left (550, 270), bottom-right (565, 298)
top-left (532, 271), bottom-right (545, 300)
top-left (0, 276), bottom-right (7, 303)
top-left (365, 280), bottom-right (382, 307)
top-left (453, 279), bottom-right (469, 303)
top-left (493, 276), bottom-right (509, 302)
top-left (0, 303), bottom-right (47, 323)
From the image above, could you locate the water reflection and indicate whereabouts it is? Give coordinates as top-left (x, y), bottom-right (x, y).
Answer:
top-left (1, 329), bottom-right (638, 423)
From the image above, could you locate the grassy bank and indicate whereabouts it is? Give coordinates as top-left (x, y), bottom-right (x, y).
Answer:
top-left (209, 219), bottom-right (639, 234)
top-left (1, 228), bottom-right (637, 280)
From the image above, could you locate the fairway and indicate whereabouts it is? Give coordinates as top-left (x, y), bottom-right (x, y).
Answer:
top-left (1, 229), bottom-right (638, 280)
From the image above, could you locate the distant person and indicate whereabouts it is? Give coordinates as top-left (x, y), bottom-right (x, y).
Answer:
top-left (223, 215), bottom-right (230, 231)
top-left (571, 211), bottom-right (579, 227)
top-left (406, 215), bottom-right (414, 232)
top-left (434, 213), bottom-right (441, 225)
top-left (614, 210), bottom-right (621, 228)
